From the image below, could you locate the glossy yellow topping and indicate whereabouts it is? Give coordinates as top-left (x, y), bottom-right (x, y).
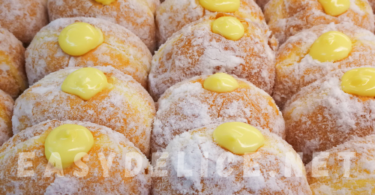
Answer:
top-left (309, 31), bottom-right (352, 63)
top-left (341, 67), bottom-right (375, 97)
top-left (95, 0), bottom-right (115, 5)
top-left (204, 73), bottom-right (239, 92)
top-left (213, 122), bottom-right (265, 155)
top-left (212, 16), bottom-right (244, 41)
top-left (62, 67), bottom-right (108, 100)
top-left (199, 0), bottom-right (240, 12)
top-left (45, 124), bottom-right (94, 169)
top-left (318, 0), bottom-right (350, 16)
top-left (58, 22), bottom-right (104, 56)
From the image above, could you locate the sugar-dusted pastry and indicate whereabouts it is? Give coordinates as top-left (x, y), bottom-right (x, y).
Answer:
top-left (151, 73), bottom-right (284, 152)
top-left (156, 0), bottom-right (266, 45)
top-left (0, 0), bottom-right (48, 44)
top-left (273, 23), bottom-right (375, 108)
top-left (306, 134), bottom-right (375, 194)
top-left (152, 122), bottom-right (312, 194)
top-left (265, 0), bottom-right (374, 44)
top-left (0, 28), bottom-right (28, 98)
top-left (149, 15), bottom-right (277, 100)
top-left (284, 67), bottom-right (375, 164)
top-left (0, 90), bottom-right (13, 146)
top-left (12, 66), bottom-right (155, 155)
top-left (47, 0), bottom-right (156, 50)
top-left (0, 120), bottom-right (151, 194)
top-left (26, 17), bottom-right (152, 87)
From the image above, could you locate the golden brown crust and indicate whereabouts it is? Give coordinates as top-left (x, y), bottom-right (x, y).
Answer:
top-left (13, 66), bottom-right (155, 156)
top-left (47, 0), bottom-right (156, 51)
top-left (149, 16), bottom-right (277, 100)
top-left (0, 0), bottom-right (48, 44)
top-left (0, 120), bottom-right (151, 194)
top-left (25, 17), bottom-right (152, 87)
top-left (0, 28), bottom-right (28, 98)
top-left (265, 0), bottom-right (374, 44)
top-left (0, 90), bottom-right (13, 146)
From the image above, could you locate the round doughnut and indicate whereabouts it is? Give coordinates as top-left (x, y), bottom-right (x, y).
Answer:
top-left (0, 0), bottom-right (48, 44)
top-left (12, 66), bottom-right (155, 156)
top-left (273, 23), bottom-right (375, 108)
top-left (156, 0), bottom-right (266, 45)
top-left (149, 15), bottom-right (277, 100)
top-left (47, 0), bottom-right (156, 51)
top-left (0, 120), bottom-right (151, 194)
top-left (283, 67), bottom-right (375, 164)
top-left (264, 0), bottom-right (374, 44)
top-left (306, 135), bottom-right (375, 194)
top-left (25, 17), bottom-right (152, 87)
top-left (151, 74), bottom-right (285, 153)
top-left (0, 28), bottom-right (28, 98)
top-left (152, 123), bottom-right (312, 194)
top-left (0, 90), bottom-right (13, 146)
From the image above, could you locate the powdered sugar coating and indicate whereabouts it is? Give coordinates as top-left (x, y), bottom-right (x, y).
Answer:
top-left (283, 67), bottom-right (375, 164)
top-left (265, 0), bottom-right (374, 44)
top-left (152, 124), bottom-right (312, 194)
top-left (0, 89), bottom-right (14, 146)
top-left (149, 16), bottom-right (277, 100)
top-left (12, 66), bottom-right (155, 155)
top-left (156, 0), bottom-right (266, 45)
top-left (273, 23), bottom-right (375, 108)
top-left (151, 75), bottom-right (285, 153)
top-left (0, 28), bottom-right (28, 98)
top-left (26, 17), bottom-right (152, 87)
top-left (0, 0), bottom-right (48, 44)
top-left (306, 134), bottom-right (375, 194)
top-left (0, 120), bottom-right (151, 194)
top-left (48, 0), bottom-right (156, 51)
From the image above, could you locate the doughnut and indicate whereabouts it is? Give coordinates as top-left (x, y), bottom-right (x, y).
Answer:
top-left (149, 15), bottom-right (277, 100)
top-left (25, 17), bottom-right (152, 87)
top-left (283, 67), bottom-right (375, 164)
top-left (0, 120), bottom-right (151, 194)
top-left (151, 73), bottom-right (285, 153)
top-left (47, 0), bottom-right (156, 50)
top-left (0, 90), bottom-right (13, 146)
top-left (306, 135), bottom-right (375, 194)
top-left (273, 23), bottom-right (375, 108)
top-left (152, 122), bottom-right (312, 194)
top-left (12, 66), bottom-right (155, 156)
top-left (0, 0), bottom-right (48, 44)
top-left (0, 28), bottom-right (28, 98)
top-left (264, 0), bottom-right (374, 44)
top-left (156, 0), bottom-right (266, 45)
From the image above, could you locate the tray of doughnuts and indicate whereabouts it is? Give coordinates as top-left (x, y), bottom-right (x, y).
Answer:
top-left (1, 0), bottom-right (375, 194)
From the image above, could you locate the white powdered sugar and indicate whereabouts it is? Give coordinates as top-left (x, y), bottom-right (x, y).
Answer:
top-left (0, 0), bottom-right (48, 43)
top-left (0, 120), bottom-right (151, 194)
top-left (149, 17), bottom-right (277, 100)
top-left (283, 67), bottom-right (375, 163)
top-left (152, 124), bottom-right (312, 194)
top-left (12, 66), bottom-right (155, 155)
top-left (48, 0), bottom-right (156, 50)
top-left (25, 17), bottom-right (152, 86)
top-left (306, 135), bottom-right (375, 194)
top-left (273, 23), bottom-right (375, 108)
top-left (265, 0), bottom-right (374, 44)
top-left (151, 75), bottom-right (285, 153)
top-left (156, 0), bottom-right (266, 45)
